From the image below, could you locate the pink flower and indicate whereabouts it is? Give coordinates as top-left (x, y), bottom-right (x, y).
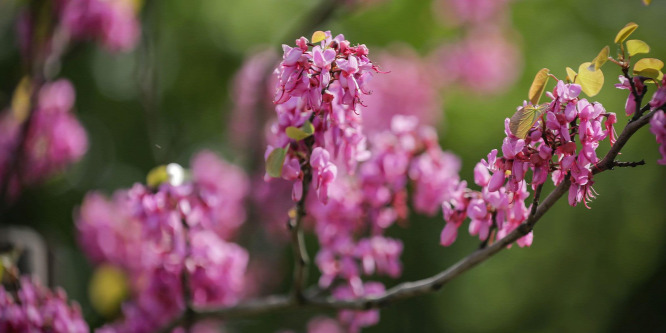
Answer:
top-left (76, 150), bottom-right (250, 332)
top-left (333, 281), bottom-right (385, 333)
top-left (0, 79), bottom-right (87, 200)
top-left (59, 0), bottom-right (140, 52)
top-left (307, 316), bottom-right (345, 333)
top-left (430, 30), bottom-right (521, 94)
top-left (361, 49), bottom-right (443, 133)
top-left (650, 110), bottom-right (666, 165)
top-left (0, 277), bottom-right (89, 333)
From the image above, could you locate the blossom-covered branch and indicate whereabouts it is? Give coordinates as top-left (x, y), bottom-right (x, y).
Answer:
top-left (152, 104), bottom-right (659, 327)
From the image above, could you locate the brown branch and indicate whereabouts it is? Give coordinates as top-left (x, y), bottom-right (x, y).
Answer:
top-left (612, 160), bottom-right (646, 168)
top-left (155, 107), bottom-right (658, 323)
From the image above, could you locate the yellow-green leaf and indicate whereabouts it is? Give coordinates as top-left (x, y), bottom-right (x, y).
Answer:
top-left (626, 40), bottom-right (650, 56)
top-left (146, 165), bottom-right (168, 187)
top-left (89, 265), bottom-right (128, 318)
top-left (575, 62), bottom-right (604, 97)
top-left (11, 77), bottom-right (32, 122)
top-left (590, 46), bottom-right (610, 71)
top-left (634, 58), bottom-right (664, 72)
top-left (634, 58), bottom-right (664, 81)
top-left (266, 147), bottom-right (288, 178)
top-left (0, 260), bottom-right (3, 282)
top-left (615, 22), bottom-right (638, 44)
top-left (509, 104), bottom-right (548, 139)
top-left (566, 67), bottom-right (577, 83)
top-left (635, 68), bottom-right (664, 81)
top-left (528, 68), bottom-right (550, 105)
top-left (312, 31), bottom-right (326, 44)
top-left (285, 121), bottom-right (315, 141)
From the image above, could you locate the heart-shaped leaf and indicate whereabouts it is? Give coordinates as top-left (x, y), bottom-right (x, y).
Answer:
top-left (266, 147), bottom-right (288, 178)
top-left (286, 121), bottom-right (315, 140)
top-left (312, 31), bottom-right (327, 44)
top-left (528, 68), bottom-right (550, 105)
top-left (509, 104), bottom-right (548, 139)
top-left (615, 22), bottom-right (638, 44)
top-left (576, 62), bottom-right (604, 97)
top-left (626, 39), bottom-right (650, 56)
top-left (590, 46), bottom-right (610, 71)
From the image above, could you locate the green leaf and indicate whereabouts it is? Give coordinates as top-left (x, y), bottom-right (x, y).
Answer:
top-left (626, 40), bottom-right (650, 56)
top-left (590, 46), bottom-right (610, 71)
top-left (615, 22), bottom-right (638, 44)
top-left (566, 67), bottom-right (577, 83)
top-left (528, 68), bottom-right (550, 105)
top-left (285, 121), bottom-right (315, 140)
top-left (266, 147), bottom-right (288, 178)
top-left (509, 104), bottom-right (548, 139)
top-left (312, 31), bottom-right (326, 44)
top-left (575, 62), bottom-right (604, 97)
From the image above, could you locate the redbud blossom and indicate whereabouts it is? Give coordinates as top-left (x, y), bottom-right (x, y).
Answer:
top-left (268, 31), bottom-right (379, 203)
top-left (0, 79), bottom-right (87, 201)
top-left (58, 0), bottom-right (141, 52)
top-left (77, 151), bottom-right (249, 332)
top-left (650, 110), bottom-right (666, 165)
top-left (0, 277), bottom-right (89, 333)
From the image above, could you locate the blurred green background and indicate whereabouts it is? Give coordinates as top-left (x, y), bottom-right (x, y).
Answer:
top-left (1, 0), bottom-right (665, 331)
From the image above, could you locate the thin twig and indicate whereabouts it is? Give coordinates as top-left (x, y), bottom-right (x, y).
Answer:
top-left (612, 160), bottom-right (646, 168)
top-left (529, 183), bottom-right (544, 218)
top-left (290, 140), bottom-right (313, 303)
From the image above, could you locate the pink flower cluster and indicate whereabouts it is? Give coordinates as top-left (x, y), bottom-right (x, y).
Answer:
top-left (57, 0), bottom-right (141, 52)
top-left (76, 151), bottom-right (249, 332)
top-left (440, 159), bottom-right (532, 247)
top-left (430, 30), bottom-right (522, 94)
top-left (267, 31), bottom-right (379, 203)
top-left (433, 0), bottom-right (512, 26)
top-left (495, 82), bottom-right (615, 206)
top-left (430, 0), bottom-right (521, 95)
top-left (0, 277), bottom-right (88, 333)
top-left (304, 115), bottom-right (462, 331)
top-left (441, 81), bottom-right (618, 247)
top-left (636, 76), bottom-right (666, 165)
top-left (332, 282), bottom-right (385, 333)
top-left (0, 79), bottom-right (87, 201)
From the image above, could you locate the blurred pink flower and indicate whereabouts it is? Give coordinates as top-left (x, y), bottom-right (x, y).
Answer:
top-left (58, 0), bottom-right (140, 52)
top-left (430, 29), bottom-right (521, 94)
top-left (362, 49), bottom-right (443, 134)
top-left (0, 277), bottom-right (89, 333)
top-left (0, 79), bottom-right (87, 200)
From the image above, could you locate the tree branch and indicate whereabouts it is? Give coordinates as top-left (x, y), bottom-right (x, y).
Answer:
top-left (612, 160), bottom-right (646, 168)
top-left (155, 107), bottom-right (657, 322)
